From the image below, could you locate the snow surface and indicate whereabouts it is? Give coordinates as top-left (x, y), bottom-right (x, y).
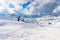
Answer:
top-left (0, 17), bottom-right (60, 40)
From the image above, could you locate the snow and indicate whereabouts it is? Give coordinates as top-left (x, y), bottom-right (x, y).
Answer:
top-left (0, 17), bottom-right (59, 40)
top-left (0, 0), bottom-right (60, 40)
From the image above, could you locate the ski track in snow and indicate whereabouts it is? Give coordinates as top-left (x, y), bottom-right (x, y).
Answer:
top-left (0, 19), bottom-right (60, 40)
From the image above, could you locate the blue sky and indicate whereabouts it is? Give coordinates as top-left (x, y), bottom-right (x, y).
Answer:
top-left (0, 0), bottom-right (60, 18)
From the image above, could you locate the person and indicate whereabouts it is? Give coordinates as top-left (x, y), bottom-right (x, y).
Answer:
top-left (17, 16), bottom-right (20, 21)
top-left (48, 22), bottom-right (51, 24)
top-left (17, 16), bottom-right (25, 22)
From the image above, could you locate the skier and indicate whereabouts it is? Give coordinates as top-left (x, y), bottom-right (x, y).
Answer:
top-left (17, 16), bottom-right (25, 22)
top-left (17, 16), bottom-right (20, 21)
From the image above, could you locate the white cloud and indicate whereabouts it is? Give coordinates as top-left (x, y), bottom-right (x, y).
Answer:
top-left (24, 0), bottom-right (56, 15)
top-left (7, 8), bottom-right (15, 14)
top-left (0, 0), bottom-right (57, 15)
top-left (53, 6), bottom-right (60, 13)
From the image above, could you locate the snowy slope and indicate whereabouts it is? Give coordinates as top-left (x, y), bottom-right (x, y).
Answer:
top-left (0, 18), bottom-right (59, 40)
